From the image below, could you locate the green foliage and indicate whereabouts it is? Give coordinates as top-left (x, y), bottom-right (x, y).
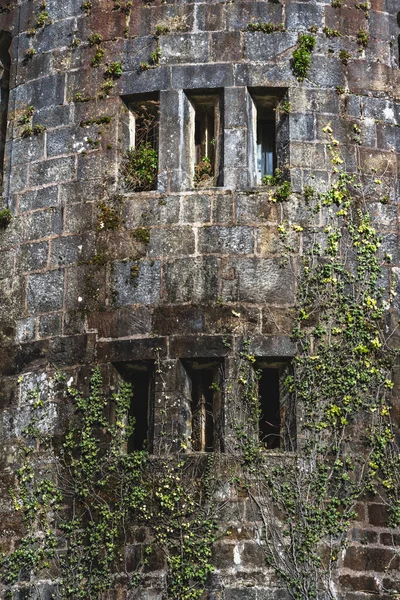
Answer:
top-left (104, 61), bottom-right (123, 79)
top-left (121, 142), bottom-right (158, 192)
top-left (73, 91), bottom-right (90, 103)
top-left (0, 208), bottom-right (12, 228)
top-left (155, 24), bottom-right (170, 36)
top-left (262, 169), bottom-right (292, 202)
top-left (150, 45), bottom-right (162, 66)
top-left (357, 29), bottom-right (369, 48)
top-left (0, 368), bottom-right (218, 599)
top-left (81, 0), bottom-right (92, 14)
top-left (18, 106), bottom-right (35, 125)
top-left (331, 0), bottom-right (343, 6)
top-left (35, 9), bottom-right (52, 28)
top-left (339, 49), bottom-right (351, 65)
top-left (80, 115), bottom-right (112, 127)
top-left (97, 196), bottom-right (124, 231)
top-left (132, 227), bottom-right (151, 245)
top-left (246, 21), bottom-right (285, 33)
top-left (355, 2), bottom-right (370, 18)
top-left (322, 26), bottom-right (341, 37)
top-left (91, 47), bottom-right (105, 67)
top-left (194, 156), bottom-right (214, 187)
top-left (87, 32), bottom-right (102, 46)
top-left (291, 33), bottom-right (316, 81)
top-left (24, 47), bottom-right (36, 59)
top-left (235, 125), bottom-right (399, 600)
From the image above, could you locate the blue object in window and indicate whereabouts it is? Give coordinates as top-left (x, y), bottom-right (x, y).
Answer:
top-left (257, 120), bottom-right (275, 182)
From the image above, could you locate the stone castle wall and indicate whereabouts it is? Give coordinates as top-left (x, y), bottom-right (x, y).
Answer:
top-left (0, 0), bottom-right (399, 598)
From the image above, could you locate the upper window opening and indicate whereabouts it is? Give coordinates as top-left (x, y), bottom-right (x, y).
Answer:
top-left (397, 13), bottom-right (400, 65)
top-left (0, 31), bottom-right (11, 193)
top-left (183, 360), bottom-right (223, 452)
top-left (256, 360), bottom-right (294, 451)
top-left (113, 362), bottom-right (154, 452)
top-left (187, 92), bottom-right (223, 189)
top-left (121, 93), bottom-right (160, 192)
top-left (252, 95), bottom-right (277, 184)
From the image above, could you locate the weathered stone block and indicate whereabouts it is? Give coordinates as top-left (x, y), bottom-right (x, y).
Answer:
top-left (343, 545), bottom-right (399, 571)
top-left (64, 203), bottom-right (93, 234)
top-left (224, 128), bottom-right (248, 168)
top-left (222, 257), bottom-right (295, 304)
top-left (29, 156), bottom-right (76, 187)
top-left (171, 64), bottom-right (234, 90)
top-left (196, 3), bottom-right (226, 32)
top-left (198, 226), bottom-right (255, 254)
top-left (368, 503), bottom-right (389, 527)
top-left (27, 270), bottom-right (64, 314)
top-left (211, 32), bottom-right (243, 62)
top-left (18, 185), bottom-right (58, 213)
top-left (181, 194), bottom-right (211, 223)
top-left (111, 260), bottom-right (161, 306)
top-left (11, 135), bottom-right (45, 166)
top-left (244, 32), bottom-right (298, 62)
top-left (119, 67), bottom-right (171, 96)
top-left (25, 208), bottom-right (62, 241)
top-left (38, 313), bottom-right (62, 339)
top-left (47, 125), bottom-right (100, 158)
top-left (147, 226), bottom-right (195, 257)
top-left (340, 576), bottom-right (380, 594)
top-left (226, 1), bottom-right (283, 31)
top-left (88, 306), bottom-right (152, 338)
top-left (15, 74), bottom-right (65, 111)
top-left (50, 233), bottom-right (95, 267)
top-left (16, 317), bottom-right (36, 343)
top-left (213, 194), bottom-right (235, 224)
top-left (160, 33), bottom-right (209, 64)
top-left (123, 195), bottom-right (180, 228)
top-left (48, 333), bottom-right (96, 365)
top-left (20, 241), bottom-right (49, 272)
top-left (162, 256), bottom-right (218, 303)
top-left (289, 113), bottom-right (315, 142)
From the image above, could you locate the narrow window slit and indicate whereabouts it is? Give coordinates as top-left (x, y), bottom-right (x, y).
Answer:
top-left (258, 368), bottom-right (281, 449)
top-left (255, 360), bottom-right (295, 451)
top-left (183, 360), bottom-right (222, 452)
top-left (121, 93), bottom-right (160, 192)
top-left (186, 91), bottom-right (223, 188)
top-left (113, 362), bottom-right (154, 452)
top-left (0, 31), bottom-right (11, 193)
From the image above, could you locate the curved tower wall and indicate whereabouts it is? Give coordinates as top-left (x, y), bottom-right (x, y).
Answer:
top-left (0, 0), bottom-right (399, 598)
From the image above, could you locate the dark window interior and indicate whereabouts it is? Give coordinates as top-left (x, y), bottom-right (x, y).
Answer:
top-left (258, 368), bottom-right (281, 449)
top-left (113, 362), bottom-right (154, 452)
top-left (183, 360), bottom-right (222, 452)
top-left (130, 96), bottom-right (159, 151)
top-left (397, 13), bottom-right (400, 65)
top-left (252, 95), bottom-right (276, 182)
top-left (194, 101), bottom-right (215, 166)
top-left (0, 31), bottom-right (11, 193)
top-left (257, 119), bottom-right (276, 180)
top-left (188, 93), bottom-right (223, 188)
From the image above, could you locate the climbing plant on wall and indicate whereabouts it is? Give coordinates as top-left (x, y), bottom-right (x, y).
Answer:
top-left (232, 126), bottom-right (399, 600)
top-left (0, 127), bottom-right (398, 600)
top-left (0, 368), bottom-right (218, 600)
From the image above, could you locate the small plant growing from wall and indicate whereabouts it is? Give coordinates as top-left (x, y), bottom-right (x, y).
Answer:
top-left (291, 33), bottom-right (316, 80)
top-left (194, 156), bottom-right (214, 187)
top-left (0, 208), bottom-right (12, 228)
top-left (121, 101), bottom-right (159, 192)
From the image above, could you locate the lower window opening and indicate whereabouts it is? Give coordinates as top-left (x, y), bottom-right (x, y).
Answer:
top-left (113, 362), bottom-right (154, 452)
top-left (258, 368), bottom-right (281, 450)
top-left (183, 360), bottom-right (222, 452)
